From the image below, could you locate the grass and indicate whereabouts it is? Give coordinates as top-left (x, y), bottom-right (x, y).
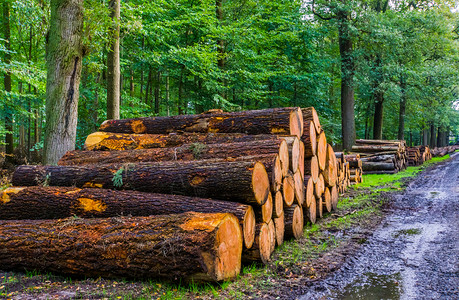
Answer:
top-left (0, 153), bottom-right (453, 299)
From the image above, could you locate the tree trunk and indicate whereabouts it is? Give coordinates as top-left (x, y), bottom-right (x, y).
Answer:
top-left (13, 159), bottom-right (271, 206)
top-left (43, 0), bottom-right (84, 165)
top-left (60, 139), bottom-right (288, 166)
top-left (99, 107), bottom-right (304, 137)
top-left (0, 186), bottom-right (255, 250)
top-left (154, 71), bottom-right (160, 114)
top-left (84, 131), bottom-right (288, 151)
top-left (398, 75), bottom-right (406, 140)
top-left (430, 123), bottom-right (436, 148)
top-left (372, 55), bottom-right (384, 140)
top-left (2, 1), bottom-right (14, 163)
top-left (165, 75), bottom-right (170, 116)
top-left (0, 212), bottom-right (242, 282)
top-left (338, 11), bottom-right (356, 151)
top-left (106, 0), bottom-right (120, 120)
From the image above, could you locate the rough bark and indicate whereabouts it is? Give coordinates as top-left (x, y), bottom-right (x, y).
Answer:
top-left (338, 10), bottom-right (356, 151)
top-left (301, 107), bottom-right (321, 134)
top-left (43, 0), bottom-right (84, 164)
top-left (361, 161), bottom-right (396, 171)
top-left (0, 186), bottom-right (255, 249)
top-left (106, 0), bottom-right (120, 120)
top-left (0, 212), bottom-right (242, 282)
top-left (13, 159), bottom-right (270, 206)
top-left (60, 139), bottom-right (287, 166)
top-left (98, 107), bottom-right (303, 138)
top-left (398, 75), bottom-right (406, 140)
top-left (84, 131), bottom-right (287, 151)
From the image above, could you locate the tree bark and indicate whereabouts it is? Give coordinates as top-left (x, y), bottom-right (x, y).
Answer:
top-left (13, 159), bottom-right (270, 206)
top-left (84, 131), bottom-right (286, 151)
top-left (2, 1), bottom-right (14, 163)
top-left (0, 186), bottom-right (255, 250)
top-left (372, 55), bottom-right (384, 140)
top-left (338, 10), bottom-right (356, 151)
top-left (430, 123), bottom-right (436, 148)
top-left (98, 107), bottom-right (303, 138)
top-left (0, 212), bottom-right (242, 282)
top-left (398, 75), bottom-right (406, 140)
top-left (106, 0), bottom-right (120, 120)
top-left (43, 0), bottom-right (84, 165)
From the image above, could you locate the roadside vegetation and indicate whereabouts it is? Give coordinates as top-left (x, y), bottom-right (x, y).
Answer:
top-left (0, 154), bottom-right (452, 300)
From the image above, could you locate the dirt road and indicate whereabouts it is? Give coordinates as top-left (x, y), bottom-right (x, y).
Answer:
top-left (300, 153), bottom-right (459, 299)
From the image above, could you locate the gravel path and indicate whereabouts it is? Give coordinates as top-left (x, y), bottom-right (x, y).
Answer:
top-left (300, 153), bottom-right (459, 299)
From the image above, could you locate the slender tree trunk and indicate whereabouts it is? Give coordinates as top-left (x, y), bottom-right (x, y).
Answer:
top-left (2, 1), bottom-right (14, 163)
top-left (129, 69), bottom-right (134, 97)
top-left (43, 0), bottom-right (84, 165)
top-left (165, 75), bottom-right (170, 116)
top-left (337, 10), bottom-right (355, 150)
top-left (140, 36), bottom-right (144, 97)
top-left (437, 127), bottom-right (442, 147)
top-left (106, 0), bottom-right (120, 120)
top-left (92, 73), bottom-right (100, 131)
top-left (144, 67), bottom-right (152, 105)
top-left (429, 123), bottom-right (436, 148)
top-left (372, 56), bottom-right (384, 140)
top-left (154, 71), bottom-right (160, 114)
top-left (423, 128), bottom-right (428, 146)
top-left (216, 0), bottom-right (225, 99)
top-left (18, 82), bottom-right (25, 151)
top-left (178, 66), bottom-right (184, 115)
top-left (398, 75), bottom-right (406, 140)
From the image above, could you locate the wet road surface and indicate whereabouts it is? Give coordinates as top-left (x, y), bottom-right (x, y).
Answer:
top-left (300, 153), bottom-right (459, 300)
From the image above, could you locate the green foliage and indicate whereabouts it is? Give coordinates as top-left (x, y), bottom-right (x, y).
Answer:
top-left (112, 166), bottom-right (124, 188)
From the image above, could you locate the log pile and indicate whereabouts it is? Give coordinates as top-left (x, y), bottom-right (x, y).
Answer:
top-left (3, 107), bottom-right (342, 281)
top-left (431, 145), bottom-right (458, 157)
top-left (334, 153), bottom-right (363, 192)
top-left (350, 139), bottom-right (408, 174)
top-left (407, 147), bottom-right (422, 166)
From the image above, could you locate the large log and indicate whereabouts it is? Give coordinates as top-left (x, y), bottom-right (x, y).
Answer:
top-left (351, 145), bottom-right (401, 153)
top-left (305, 155), bottom-right (319, 183)
top-left (361, 161), bottom-right (396, 172)
top-left (85, 132), bottom-right (289, 151)
top-left (323, 144), bottom-right (337, 187)
top-left (284, 204), bottom-right (304, 240)
top-left (317, 131), bottom-right (327, 171)
top-left (301, 120), bottom-right (317, 159)
top-left (99, 107), bottom-right (304, 138)
top-left (242, 222), bottom-right (273, 264)
top-left (0, 212), bottom-right (242, 282)
top-left (60, 139), bottom-right (289, 166)
top-left (12, 158), bottom-right (271, 206)
top-left (0, 186), bottom-right (256, 249)
top-left (301, 107), bottom-right (321, 134)
top-left (273, 212), bottom-right (285, 246)
top-left (255, 192), bottom-right (273, 223)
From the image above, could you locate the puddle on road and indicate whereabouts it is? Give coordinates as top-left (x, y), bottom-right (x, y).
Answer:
top-left (332, 272), bottom-right (402, 300)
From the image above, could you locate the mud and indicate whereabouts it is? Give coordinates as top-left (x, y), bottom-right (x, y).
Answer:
top-left (300, 153), bottom-right (459, 300)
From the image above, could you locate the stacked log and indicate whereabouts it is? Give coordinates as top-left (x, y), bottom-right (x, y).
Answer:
top-left (407, 147), bottom-right (422, 166)
top-left (8, 107), bottom-right (334, 281)
top-left (334, 153), bottom-right (362, 193)
top-left (417, 146), bottom-right (432, 161)
top-left (431, 145), bottom-right (458, 157)
top-left (350, 139), bottom-right (407, 174)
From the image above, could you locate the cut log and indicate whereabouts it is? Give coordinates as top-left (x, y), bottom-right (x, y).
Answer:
top-left (323, 144), bottom-right (337, 187)
top-left (12, 159), bottom-right (270, 206)
top-left (273, 191), bottom-right (284, 218)
top-left (304, 175), bottom-right (314, 208)
top-left (314, 173), bottom-right (325, 198)
top-left (0, 212), bottom-right (242, 282)
top-left (301, 120), bottom-right (317, 158)
top-left (256, 192), bottom-right (273, 223)
top-left (306, 194), bottom-right (316, 224)
top-left (305, 155), bottom-right (319, 183)
top-left (62, 139), bottom-right (289, 167)
top-left (298, 141), bottom-right (305, 179)
top-left (0, 186), bottom-right (256, 250)
top-left (85, 132), bottom-right (290, 151)
top-left (301, 107), bottom-right (321, 134)
top-left (282, 173), bottom-right (295, 207)
top-left (323, 187), bottom-right (332, 213)
top-left (242, 222), bottom-right (272, 264)
top-left (273, 212), bottom-right (285, 246)
top-left (267, 219), bottom-right (276, 254)
top-left (316, 196), bottom-right (323, 219)
top-left (99, 107), bottom-right (304, 138)
top-left (293, 171), bottom-right (305, 206)
top-left (351, 145), bottom-right (401, 153)
top-left (330, 185), bottom-right (338, 211)
top-left (361, 161), bottom-right (396, 172)
top-left (288, 137), bottom-right (301, 175)
top-left (284, 204), bottom-right (304, 240)
top-left (317, 131), bottom-right (327, 171)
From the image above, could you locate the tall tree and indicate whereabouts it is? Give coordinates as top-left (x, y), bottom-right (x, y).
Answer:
top-left (43, 0), bottom-right (84, 164)
top-left (2, 0), bottom-right (14, 163)
top-left (107, 0), bottom-right (120, 120)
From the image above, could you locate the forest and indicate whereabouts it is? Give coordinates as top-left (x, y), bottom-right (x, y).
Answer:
top-left (1, 0), bottom-right (459, 165)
